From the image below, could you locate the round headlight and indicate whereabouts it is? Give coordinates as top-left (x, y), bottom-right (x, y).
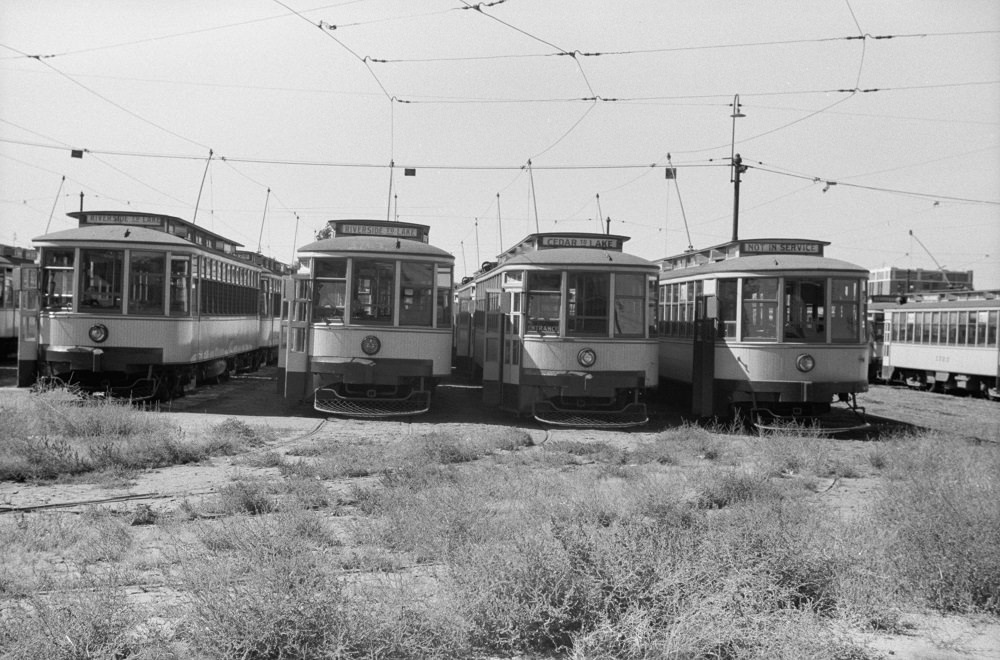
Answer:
top-left (795, 353), bottom-right (815, 373)
top-left (88, 324), bottom-right (109, 343)
top-left (361, 335), bottom-right (381, 356)
top-left (577, 347), bottom-right (597, 368)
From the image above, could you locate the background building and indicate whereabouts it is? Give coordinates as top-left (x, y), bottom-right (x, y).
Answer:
top-left (868, 267), bottom-right (974, 298)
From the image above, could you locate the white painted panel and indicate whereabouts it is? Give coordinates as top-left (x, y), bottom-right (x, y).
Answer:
top-left (522, 338), bottom-right (658, 386)
top-left (716, 344), bottom-right (868, 383)
top-left (311, 326), bottom-right (452, 376)
top-left (890, 344), bottom-right (996, 378)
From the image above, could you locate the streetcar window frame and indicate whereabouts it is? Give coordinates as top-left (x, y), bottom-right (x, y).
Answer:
top-left (741, 277), bottom-right (779, 341)
top-left (41, 248), bottom-right (76, 311)
top-left (313, 258), bottom-right (347, 325)
top-left (566, 271), bottom-right (610, 337)
top-left (127, 250), bottom-right (166, 316)
top-left (613, 272), bottom-right (646, 338)
top-left (79, 248), bottom-right (125, 315)
top-left (399, 261), bottom-right (434, 327)
top-left (783, 277), bottom-right (826, 343)
top-left (525, 271), bottom-right (562, 336)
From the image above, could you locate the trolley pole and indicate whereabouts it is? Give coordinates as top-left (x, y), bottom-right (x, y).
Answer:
top-left (731, 153), bottom-right (747, 242)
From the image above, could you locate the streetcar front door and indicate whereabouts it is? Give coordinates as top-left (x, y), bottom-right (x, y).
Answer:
top-left (15, 265), bottom-right (40, 387)
top-left (692, 293), bottom-right (717, 417)
top-left (280, 275), bottom-right (312, 401)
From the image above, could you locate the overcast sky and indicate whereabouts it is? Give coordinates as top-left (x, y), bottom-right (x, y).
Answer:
top-left (2, 0), bottom-right (998, 287)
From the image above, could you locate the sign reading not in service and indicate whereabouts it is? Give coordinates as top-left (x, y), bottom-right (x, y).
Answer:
top-left (742, 241), bottom-right (823, 256)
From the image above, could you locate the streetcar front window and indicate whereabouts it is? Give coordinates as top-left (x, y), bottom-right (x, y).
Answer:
top-left (314, 258), bottom-right (347, 324)
top-left (614, 273), bottom-right (645, 337)
top-left (352, 259), bottom-right (394, 325)
top-left (80, 249), bottom-right (124, 314)
top-left (717, 279), bottom-right (738, 338)
top-left (567, 272), bottom-right (609, 336)
top-left (400, 262), bottom-right (433, 327)
top-left (526, 271), bottom-right (562, 335)
top-left (129, 251), bottom-right (165, 315)
top-left (783, 278), bottom-right (825, 342)
top-left (741, 277), bottom-right (778, 340)
top-left (42, 248), bottom-right (75, 311)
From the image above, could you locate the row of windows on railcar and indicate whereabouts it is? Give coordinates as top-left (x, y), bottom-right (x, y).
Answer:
top-left (887, 309), bottom-right (999, 347)
top-left (40, 248), bottom-right (264, 317)
top-left (657, 276), bottom-right (865, 343)
top-left (310, 257), bottom-right (453, 327)
top-left (466, 270), bottom-right (653, 338)
top-left (0, 268), bottom-right (13, 309)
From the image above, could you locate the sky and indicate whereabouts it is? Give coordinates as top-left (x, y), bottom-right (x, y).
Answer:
top-left (1, 0), bottom-right (998, 287)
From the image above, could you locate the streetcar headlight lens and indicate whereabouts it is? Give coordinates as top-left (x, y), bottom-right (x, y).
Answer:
top-left (795, 353), bottom-right (815, 373)
top-left (88, 324), bottom-right (109, 343)
top-left (361, 335), bottom-right (381, 356)
top-left (577, 347), bottom-right (597, 367)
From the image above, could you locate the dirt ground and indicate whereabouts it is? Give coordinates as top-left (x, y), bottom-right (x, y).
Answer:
top-left (1, 369), bottom-right (998, 658)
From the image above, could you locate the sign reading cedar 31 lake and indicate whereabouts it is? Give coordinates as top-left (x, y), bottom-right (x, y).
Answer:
top-left (540, 236), bottom-right (622, 250)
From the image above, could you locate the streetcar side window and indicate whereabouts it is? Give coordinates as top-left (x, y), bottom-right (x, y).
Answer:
top-left (436, 265), bottom-right (452, 329)
top-left (975, 311), bottom-right (988, 346)
top-left (526, 271), bottom-right (562, 335)
top-left (956, 311), bottom-right (969, 345)
top-left (352, 259), bottom-right (394, 325)
top-left (647, 275), bottom-right (658, 338)
top-left (830, 278), bottom-right (862, 343)
top-left (128, 251), bottom-right (166, 315)
top-left (614, 273), bottom-right (645, 337)
top-left (400, 262), bottom-right (434, 327)
top-left (313, 258), bottom-right (347, 324)
top-left (80, 249), bottom-right (124, 314)
top-left (741, 277), bottom-right (778, 341)
top-left (988, 311), bottom-right (998, 347)
top-left (567, 271), bottom-right (609, 336)
top-left (170, 256), bottom-right (191, 316)
top-left (0, 269), bottom-right (10, 309)
top-left (42, 248), bottom-right (75, 311)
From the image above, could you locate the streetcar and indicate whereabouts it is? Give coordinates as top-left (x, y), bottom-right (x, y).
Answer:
top-left (0, 244), bottom-right (37, 357)
top-left (454, 232), bottom-right (659, 427)
top-left (879, 290), bottom-right (999, 398)
top-left (279, 219), bottom-right (455, 416)
top-left (656, 238), bottom-right (870, 429)
top-left (22, 210), bottom-right (290, 399)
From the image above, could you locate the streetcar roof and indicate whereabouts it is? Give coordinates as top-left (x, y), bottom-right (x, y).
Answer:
top-left (499, 246), bottom-right (657, 270)
top-left (299, 235), bottom-right (454, 260)
top-left (34, 224), bottom-right (196, 248)
top-left (882, 298), bottom-right (1000, 312)
top-left (658, 254), bottom-right (867, 280)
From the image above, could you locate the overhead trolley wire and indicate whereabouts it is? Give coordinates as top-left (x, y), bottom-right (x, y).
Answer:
top-left (362, 30), bottom-right (1000, 64)
top-left (749, 163), bottom-right (1000, 206)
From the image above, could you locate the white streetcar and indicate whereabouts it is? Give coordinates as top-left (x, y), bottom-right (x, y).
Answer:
top-left (656, 238), bottom-right (870, 428)
top-left (279, 219), bottom-right (455, 416)
top-left (879, 290), bottom-right (999, 398)
top-left (454, 232), bottom-right (659, 427)
top-left (20, 210), bottom-right (289, 399)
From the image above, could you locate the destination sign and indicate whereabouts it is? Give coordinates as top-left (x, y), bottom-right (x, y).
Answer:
top-left (83, 214), bottom-right (162, 227)
top-left (338, 224), bottom-right (422, 239)
top-left (742, 241), bottom-right (822, 256)
top-left (540, 236), bottom-right (622, 250)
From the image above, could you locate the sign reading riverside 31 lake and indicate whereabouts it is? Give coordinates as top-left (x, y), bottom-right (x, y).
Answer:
top-left (340, 224), bottom-right (420, 238)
